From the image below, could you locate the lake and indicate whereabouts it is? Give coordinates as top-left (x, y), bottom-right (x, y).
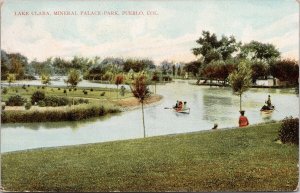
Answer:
top-left (1, 80), bottom-right (298, 153)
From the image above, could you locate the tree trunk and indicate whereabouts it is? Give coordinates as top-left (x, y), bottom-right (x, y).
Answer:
top-left (117, 85), bottom-right (118, 99)
top-left (141, 101), bottom-right (146, 138)
top-left (240, 94), bottom-right (242, 111)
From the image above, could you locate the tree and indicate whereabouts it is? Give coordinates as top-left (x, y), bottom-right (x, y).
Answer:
top-left (7, 73), bottom-right (16, 86)
top-left (172, 65), bottom-right (176, 77)
top-left (177, 66), bottom-right (182, 77)
top-left (250, 60), bottom-right (268, 84)
top-left (130, 75), bottom-right (151, 138)
top-left (270, 59), bottom-right (299, 86)
top-left (228, 61), bottom-right (252, 111)
top-left (238, 41), bottom-right (280, 63)
top-left (66, 69), bottom-right (81, 88)
top-left (151, 71), bottom-right (160, 94)
top-left (41, 74), bottom-right (51, 87)
top-left (192, 31), bottom-right (239, 64)
top-left (115, 74), bottom-right (124, 99)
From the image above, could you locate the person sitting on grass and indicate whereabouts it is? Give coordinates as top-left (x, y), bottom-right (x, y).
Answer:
top-left (239, 110), bottom-right (249, 127)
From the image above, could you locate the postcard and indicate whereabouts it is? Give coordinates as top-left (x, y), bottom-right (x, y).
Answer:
top-left (1, 0), bottom-right (299, 192)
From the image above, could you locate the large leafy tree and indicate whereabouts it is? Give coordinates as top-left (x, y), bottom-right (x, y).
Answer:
top-left (228, 61), bottom-right (252, 111)
top-left (270, 59), bottom-right (299, 85)
top-left (192, 31), bottom-right (239, 64)
top-left (250, 60), bottom-right (269, 84)
top-left (238, 41), bottom-right (280, 62)
top-left (130, 75), bottom-right (151, 138)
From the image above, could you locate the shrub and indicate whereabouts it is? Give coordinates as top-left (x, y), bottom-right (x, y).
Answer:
top-left (22, 85), bottom-right (26, 89)
top-left (27, 84), bottom-right (30, 87)
top-left (6, 95), bottom-right (27, 106)
top-left (69, 88), bottom-right (72, 92)
top-left (42, 86), bottom-right (45, 89)
top-left (15, 89), bottom-right (18, 93)
top-left (100, 92), bottom-right (105, 96)
top-left (31, 91), bottom-right (46, 104)
top-left (2, 87), bottom-right (8, 94)
top-left (63, 89), bottom-right (67, 94)
top-left (90, 88), bottom-right (93, 91)
top-left (278, 117), bottom-right (299, 145)
top-left (74, 88), bottom-right (77, 91)
top-left (43, 96), bottom-right (69, 106)
top-left (83, 91), bottom-right (88, 95)
top-left (37, 100), bottom-right (46, 107)
top-left (1, 105), bottom-right (120, 123)
top-left (58, 87), bottom-right (61, 90)
top-left (2, 105), bottom-right (5, 111)
top-left (37, 86), bottom-right (40, 89)
top-left (25, 102), bottom-right (32, 110)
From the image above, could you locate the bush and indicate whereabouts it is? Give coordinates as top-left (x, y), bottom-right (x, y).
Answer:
top-left (2, 87), bottom-right (8, 94)
top-left (43, 96), bottom-right (69, 106)
top-left (37, 100), bottom-right (46, 107)
top-left (22, 85), bottom-right (26, 89)
top-left (27, 84), bottom-right (30, 87)
top-left (278, 117), bottom-right (299, 145)
top-left (90, 88), bottom-right (93, 91)
top-left (74, 88), bottom-right (77, 91)
top-left (69, 88), bottom-right (72, 92)
top-left (100, 92), bottom-right (105, 96)
top-left (83, 90), bottom-right (88, 95)
top-left (42, 86), bottom-right (45, 89)
top-left (6, 95), bottom-right (27, 106)
top-left (37, 86), bottom-right (40, 89)
top-left (1, 105), bottom-right (120, 123)
top-left (15, 89), bottom-right (18, 93)
top-left (31, 91), bottom-right (46, 104)
top-left (63, 89), bottom-right (67, 94)
top-left (58, 87), bottom-right (61, 90)
top-left (2, 105), bottom-right (5, 111)
top-left (25, 102), bottom-right (32, 110)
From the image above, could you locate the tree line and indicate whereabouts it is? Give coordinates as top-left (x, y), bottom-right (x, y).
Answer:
top-left (184, 31), bottom-right (298, 86)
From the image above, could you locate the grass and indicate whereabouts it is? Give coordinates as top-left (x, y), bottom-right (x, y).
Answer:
top-left (1, 122), bottom-right (298, 192)
top-left (1, 86), bottom-right (133, 102)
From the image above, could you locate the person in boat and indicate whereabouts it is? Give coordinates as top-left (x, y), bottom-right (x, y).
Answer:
top-left (239, 110), bottom-right (249, 127)
top-left (182, 101), bottom-right (187, 110)
top-left (176, 101), bottom-right (183, 111)
top-left (266, 95), bottom-right (272, 107)
top-left (174, 100), bottom-right (179, 108)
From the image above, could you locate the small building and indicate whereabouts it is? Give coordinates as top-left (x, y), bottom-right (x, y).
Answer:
top-left (255, 76), bottom-right (274, 86)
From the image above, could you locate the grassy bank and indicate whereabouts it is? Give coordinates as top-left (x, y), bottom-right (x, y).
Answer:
top-left (1, 85), bottom-right (133, 102)
top-left (1, 103), bottom-right (120, 123)
top-left (1, 122), bottom-right (298, 192)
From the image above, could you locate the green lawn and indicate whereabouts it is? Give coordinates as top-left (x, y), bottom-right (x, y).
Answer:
top-left (1, 122), bottom-right (298, 192)
top-left (1, 86), bottom-right (133, 102)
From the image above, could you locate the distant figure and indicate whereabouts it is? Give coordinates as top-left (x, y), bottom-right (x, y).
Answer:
top-left (266, 95), bottom-right (272, 107)
top-left (212, 123), bottom-right (218, 130)
top-left (177, 101), bottom-right (183, 111)
top-left (182, 101), bottom-right (188, 110)
top-left (174, 100), bottom-right (179, 108)
top-left (239, 110), bottom-right (249, 127)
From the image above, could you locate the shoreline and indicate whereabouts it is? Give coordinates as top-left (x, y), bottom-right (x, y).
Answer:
top-left (1, 120), bottom-right (279, 154)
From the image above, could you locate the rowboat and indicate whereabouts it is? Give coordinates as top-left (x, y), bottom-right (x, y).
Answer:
top-left (260, 105), bottom-right (275, 113)
top-left (173, 107), bottom-right (190, 114)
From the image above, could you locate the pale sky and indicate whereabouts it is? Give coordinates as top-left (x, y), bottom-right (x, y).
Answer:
top-left (1, 0), bottom-right (299, 64)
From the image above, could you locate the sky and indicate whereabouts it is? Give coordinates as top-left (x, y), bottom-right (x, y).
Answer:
top-left (1, 0), bottom-right (299, 64)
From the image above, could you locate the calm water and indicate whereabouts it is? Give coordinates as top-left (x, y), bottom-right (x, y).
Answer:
top-left (1, 80), bottom-right (298, 152)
